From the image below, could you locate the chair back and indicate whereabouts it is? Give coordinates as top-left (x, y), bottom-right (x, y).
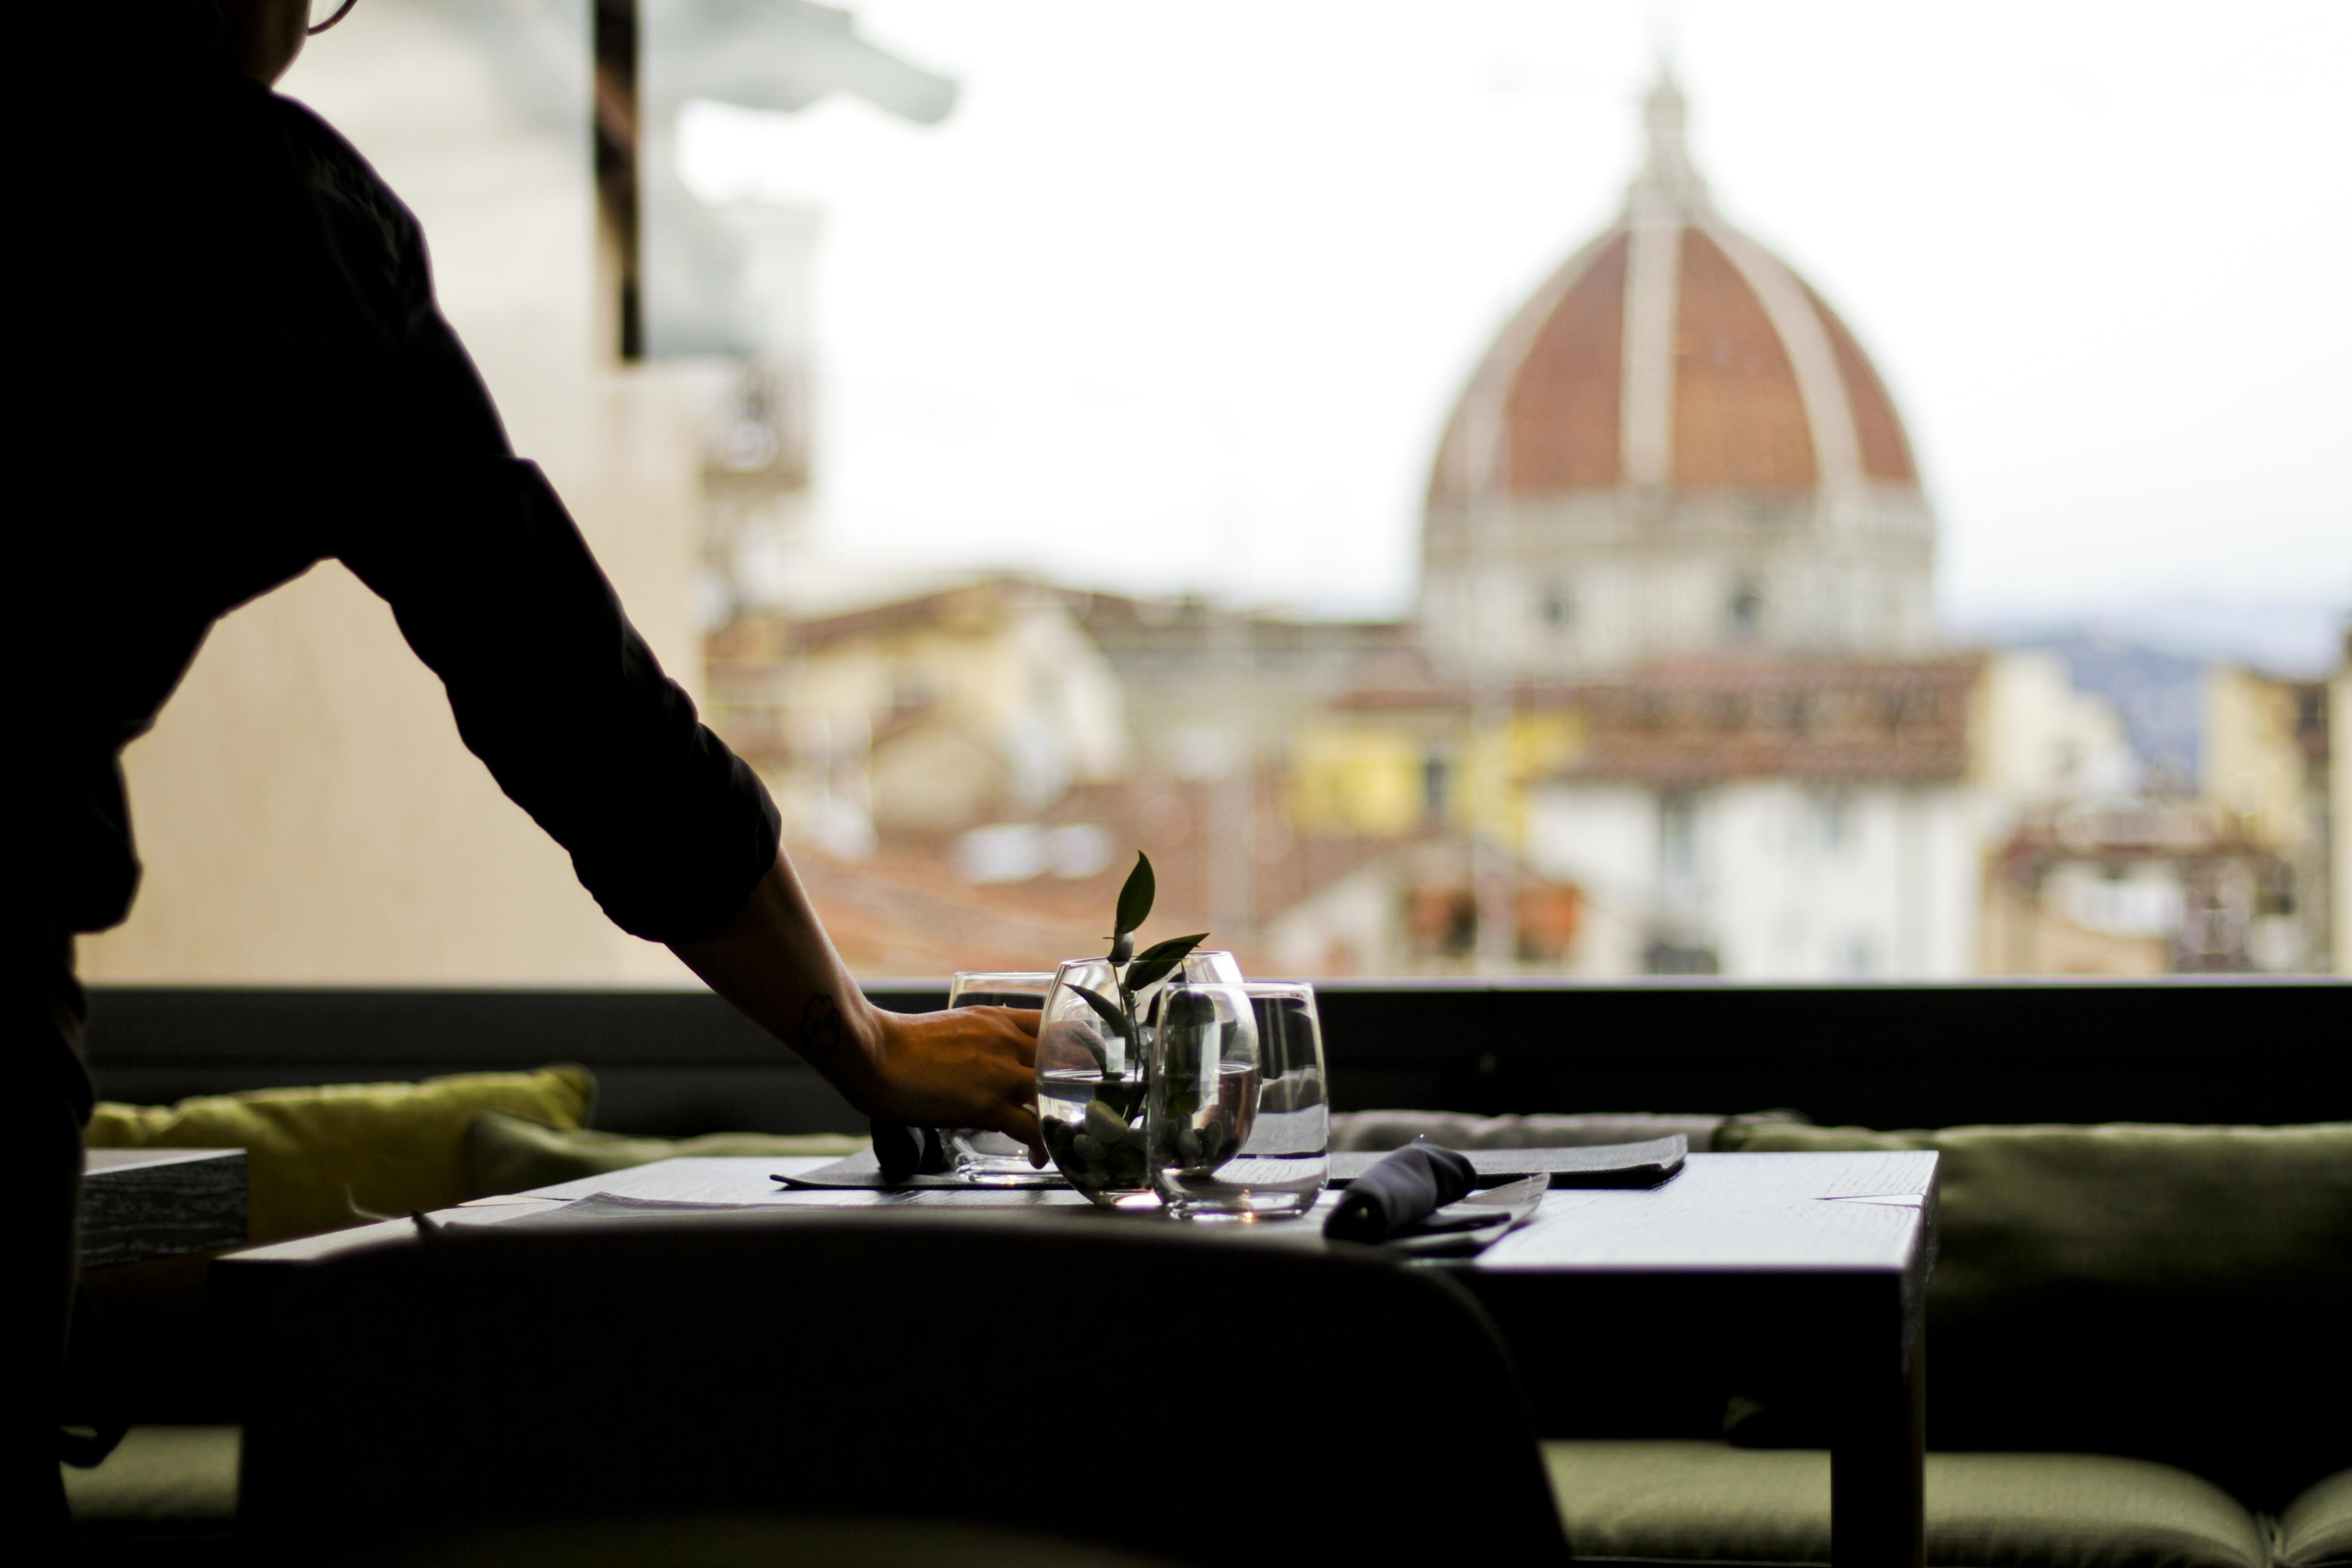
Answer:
top-left (243, 1211), bottom-right (1570, 1564)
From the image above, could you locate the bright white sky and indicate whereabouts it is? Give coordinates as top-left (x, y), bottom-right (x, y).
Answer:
top-left (679, 0), bottom-right (2351, 649)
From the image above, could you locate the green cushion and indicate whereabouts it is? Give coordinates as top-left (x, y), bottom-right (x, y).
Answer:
top-left (460, 1110), bottom-right (867, 1199)
top-left (2278, 1470), bottom-right (2352, 1567)
top-left (1707, 1121), bottom-right (2352, 1507)
top-left (1544, 1440), bottom-right (2267, 1567)
top-left (62, 1424), bottom-right (239, 1531)
top-left (87, 1068), bottom-right (595, 1242)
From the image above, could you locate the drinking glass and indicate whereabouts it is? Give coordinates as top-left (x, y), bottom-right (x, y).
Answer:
top-left (1036, 950), bottom-right (1245, 1208)
top-left (1148, 981), bottom-right (1328, 1221)
top-left (945, 971), bottom-right (1056, 1184)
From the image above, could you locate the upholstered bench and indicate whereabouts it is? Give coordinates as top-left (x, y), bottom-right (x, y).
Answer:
top-left (65, 1099), bottom-right (2352, 1566)
top-left (1544, 1442), bottom-right (2350, 1567)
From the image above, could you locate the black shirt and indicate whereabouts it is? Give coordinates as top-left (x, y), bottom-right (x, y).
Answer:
top-left (21, 63), bottom-right (779, 946)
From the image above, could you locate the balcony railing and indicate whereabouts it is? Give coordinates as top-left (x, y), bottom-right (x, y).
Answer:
top-left (82, 977), bottom-right (2347, 1136)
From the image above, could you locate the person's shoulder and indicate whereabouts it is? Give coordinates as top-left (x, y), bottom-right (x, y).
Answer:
top-left (261, 89), bottom-right (423, 254)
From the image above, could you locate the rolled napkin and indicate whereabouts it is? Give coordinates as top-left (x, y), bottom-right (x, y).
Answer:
top-left (869, 1118), bottom-right (951, 1183)
top-left (1323, 1139), bottom-right (1476, 1244)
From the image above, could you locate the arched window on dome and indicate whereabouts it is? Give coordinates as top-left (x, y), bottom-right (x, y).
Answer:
top-left (1539, 583), bottom-right (1575, 634)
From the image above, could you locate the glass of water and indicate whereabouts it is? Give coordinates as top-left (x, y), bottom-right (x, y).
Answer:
top-left (945, 970), bottom-right (1055, 1184)
top-left (1147, 981), bottom-right (1327, 1221)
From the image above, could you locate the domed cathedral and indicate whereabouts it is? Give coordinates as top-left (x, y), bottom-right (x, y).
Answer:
top-left (1421, 75), bottom-right (1936, 679)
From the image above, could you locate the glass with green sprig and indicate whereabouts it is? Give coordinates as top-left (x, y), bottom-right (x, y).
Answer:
top-left (1034, 852), bottom-right (1241, 1209)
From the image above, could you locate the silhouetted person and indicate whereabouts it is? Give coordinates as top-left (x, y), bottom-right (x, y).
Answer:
top-left (17, 1), bottom-right (1039, 1525)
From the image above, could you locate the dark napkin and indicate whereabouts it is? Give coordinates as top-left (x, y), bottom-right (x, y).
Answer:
top-left (1324, 1139), bottom-right (1476, 1244)
top-left (1328, 1135), bottom-right (1686, 1191)
top-left (869, 1118), bottom-right (951, 1183)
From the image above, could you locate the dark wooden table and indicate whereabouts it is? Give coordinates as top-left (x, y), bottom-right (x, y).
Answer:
top-left (221, 1149), bottom-right (1937, 1565)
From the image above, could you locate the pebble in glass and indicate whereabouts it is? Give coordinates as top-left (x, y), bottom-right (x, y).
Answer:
top-left (1036, 950), bottom-right (1245, 1209)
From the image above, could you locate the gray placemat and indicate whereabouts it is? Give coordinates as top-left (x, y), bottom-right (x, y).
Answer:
top-left (774, 1148), bottom-right (1067, 1191)
top-left (782, 1138), bottom-right (1682, 1192)
top-left (1330, 1135), bottom-right (1686, 1190)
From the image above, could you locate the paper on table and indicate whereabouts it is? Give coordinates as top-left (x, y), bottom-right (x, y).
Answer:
top-left (776, 1148), bottom-right (1066, 1191)
top-left (509, 1192), bottom-right (786, 1225)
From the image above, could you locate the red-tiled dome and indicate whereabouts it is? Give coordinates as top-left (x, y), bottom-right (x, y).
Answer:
top-left (1432, 78), bottom-right (1918, 501)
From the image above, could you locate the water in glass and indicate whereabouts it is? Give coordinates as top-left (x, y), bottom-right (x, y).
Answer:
top-left (945, 971), bottom-right (1055, 1184)
top-left (1148, 981), bottom-right (1328, 1220)
top-left (1036, 950), bottom-right (1245, 1207)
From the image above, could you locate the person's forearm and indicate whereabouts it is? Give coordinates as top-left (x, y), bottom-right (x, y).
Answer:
top-left (668, 848), bottom-right (883, 1096)
top-left (671, 847), bottom-right (1042, 1152)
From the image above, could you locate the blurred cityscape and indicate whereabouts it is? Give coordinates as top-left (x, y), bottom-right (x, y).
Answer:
top-left (680, 30), bottom-right (2345, 979)
top-left (77, 1), bottom-right (2349, 986)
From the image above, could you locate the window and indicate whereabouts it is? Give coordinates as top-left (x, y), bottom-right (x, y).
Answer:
top-left (1661, 793), bottom-right (1701, 882)
top-left (83, 3), bottom-right (2348, 988)
top-left (1726, 582), bottom-right (1763, 640)
top-left (1421, 754), bottom-right (1452, 823)
top-left (1817, 792), bottom-right (1854, 852)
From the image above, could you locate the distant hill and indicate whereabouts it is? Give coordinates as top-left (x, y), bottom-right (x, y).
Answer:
top-left (1997, 634), bottom-right (2206, 789)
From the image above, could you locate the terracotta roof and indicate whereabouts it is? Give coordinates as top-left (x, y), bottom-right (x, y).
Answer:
top-left (1503, 233), bottom-right (1628, 490)
top-left (1333, 655), bottom-right (1985, 784)
top-left (1990, 806), bottom-right (2283, 882)
top-left (1804, 278), bottom-right (1917, 485)
top-left (1058, 587), bottom-right (1415, 659)
top-left (710, 577), bottom-right (1039, 662)
top-left (1429, 82), bottom-right (1921, 504)
top-left (798, 772), bottom-right (1405, 978)
top-left (1670, 228), bottom-right (1814, 490)
top-left (1573, 655), bottom-right (1981, 784)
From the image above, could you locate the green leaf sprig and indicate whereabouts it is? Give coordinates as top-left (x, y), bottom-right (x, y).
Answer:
top-left (1064, 852), bottom-right (1205, 1085)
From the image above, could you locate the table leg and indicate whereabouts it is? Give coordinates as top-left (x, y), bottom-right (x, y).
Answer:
top-left (1829, 1322), bottom-right (1924, 1566)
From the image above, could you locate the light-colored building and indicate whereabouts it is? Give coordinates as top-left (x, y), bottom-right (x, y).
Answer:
top-left (1420, 75), bottom-right (1936, 682)
top-left (709, 579), bottom-right (1131, 852)
top-left (1525, 658), bottom-right (1986, 978)
top-left (2205, 664), bottom-right (2332, 970)
top-left (2337, 633), bottom-right (2352, 973)
top-left (1982, 804), bottom-right (2295, 975)
top-left (1285, 651), bottom-right (2132, 978)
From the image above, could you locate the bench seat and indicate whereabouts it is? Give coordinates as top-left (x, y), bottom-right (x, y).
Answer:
top-left (1544, 1441), bottom-right (2352, 1568)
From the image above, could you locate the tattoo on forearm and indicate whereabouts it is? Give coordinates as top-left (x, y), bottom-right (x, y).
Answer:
top-left (795, 994), bottom-right (843, 1055)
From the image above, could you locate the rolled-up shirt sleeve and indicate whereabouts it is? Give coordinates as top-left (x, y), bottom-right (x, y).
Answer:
top-left (341, 453), bottom-right (780, 943)
top-left (312, 110), bottom-right (777, 943)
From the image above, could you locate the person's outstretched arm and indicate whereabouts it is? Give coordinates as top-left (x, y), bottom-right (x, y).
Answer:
top-left (671, 849), bottom-right (1042, 1155)
top-left (103, 0), bottom-right (1042, 1146)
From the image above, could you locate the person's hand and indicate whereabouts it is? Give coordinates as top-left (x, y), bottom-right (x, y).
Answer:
top-left (854, 1005), bottom-right (1043, 1162)
top-left (668, 850), bottom-right (1045, 1160)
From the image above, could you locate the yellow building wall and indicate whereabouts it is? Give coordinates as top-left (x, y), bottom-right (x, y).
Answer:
top-left (1287, 726), bottom-right (1429, 837)
top-left (2336, 661), bottom-right (2351, 974)
top-left (2204, 666), bottom-right (2312, 853)
top-left (1285, 711), bottom-right (1581, 843)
